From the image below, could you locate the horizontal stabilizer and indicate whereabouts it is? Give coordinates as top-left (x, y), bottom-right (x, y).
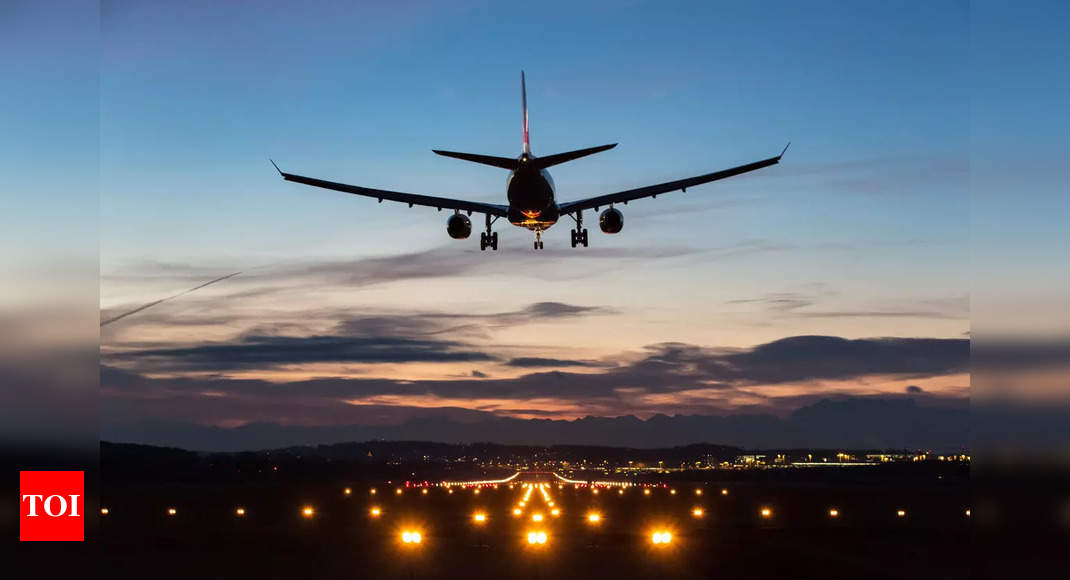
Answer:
top-left (535, 143), bottom-right (617, 169)
top-left (432, 149), bottom-right (518, 170)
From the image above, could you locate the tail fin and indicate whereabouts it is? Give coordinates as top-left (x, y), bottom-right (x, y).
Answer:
top-left (522, 71), bottom-right (530, 154)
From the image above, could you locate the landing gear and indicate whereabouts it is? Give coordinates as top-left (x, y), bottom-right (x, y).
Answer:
top-left (570, 228), bottom-right (588, 248)
top-left (533, 229), bottom-right (544, 250)
top-left (568, 210), bottom-right (589, 248)
top-left (480, 214), bottom-right (499, 251)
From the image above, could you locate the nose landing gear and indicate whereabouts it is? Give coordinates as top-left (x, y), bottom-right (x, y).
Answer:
top-left (533, 229), bottom-right (544, 250)
top-left (480, 214), bottom-right (499, 251)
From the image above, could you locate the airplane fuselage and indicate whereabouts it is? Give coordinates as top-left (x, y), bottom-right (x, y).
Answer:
top-left (506, 154), bottom-right (559, 231)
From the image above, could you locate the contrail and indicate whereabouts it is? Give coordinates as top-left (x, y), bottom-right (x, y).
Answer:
top-left (100, 271), bottom-right (242, 327)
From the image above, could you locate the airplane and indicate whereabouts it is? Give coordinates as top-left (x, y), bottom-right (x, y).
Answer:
top-left (271, 72), bottom-right (788, 251)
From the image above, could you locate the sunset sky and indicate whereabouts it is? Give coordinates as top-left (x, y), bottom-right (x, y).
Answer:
top-left (94, 1), bottom-right (974, 436)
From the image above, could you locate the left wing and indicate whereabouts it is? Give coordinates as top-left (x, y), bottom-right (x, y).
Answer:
top-left (271, 161), bottom-right (509, 217)
top-left (558, 143), bottom-right (789, 214)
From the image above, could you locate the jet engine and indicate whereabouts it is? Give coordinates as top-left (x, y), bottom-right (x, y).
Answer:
top-left (599, 207), bottom-right (623, 234)
top-left (446, 213), bottom-right (472, 239)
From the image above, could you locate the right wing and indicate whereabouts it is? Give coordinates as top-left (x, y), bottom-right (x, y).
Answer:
top-left (271, 161), bottom-right (509, 217)
top-left (558, 143), bottom-right (789, 214)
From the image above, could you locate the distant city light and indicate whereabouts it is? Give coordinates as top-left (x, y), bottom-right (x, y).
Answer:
top-left (692, 508), bottom-right (704, 517)
top-left (370, 507), bottom-right (381, 517)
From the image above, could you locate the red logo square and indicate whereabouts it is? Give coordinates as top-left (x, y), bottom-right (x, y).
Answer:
top-left (20, 471), bottom-right (84, 541)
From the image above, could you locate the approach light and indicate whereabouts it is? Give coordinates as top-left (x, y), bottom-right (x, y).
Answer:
top-left (692, 508), bottom-right (704, 517)
top-left (235, 507), bottom-right (246, 516)
top-left (532, 513), bottom-right (543, 522)
top-left (760, 507), bottom-right (773, 518)
top-left (473, 512), bottom-right (486, 523)
top-left (695, 489), bottom-right (703, 496)
top-left (644, 489), bottom-right (651, 496)
top-left (344, 487), bottom-right (351, 495)
top-left (100, 508), bottom-right (109, 515)
top-left (527, 531), bottom-right (548, 545)
top-left (897, 509), bottom-right (907, 518)
top-left (401, 530), bottom-right (422, 544)
top-left (721, 489), bottom-right (728, 496)
top-left (619, 489), bottom-right (624, 495)
top-left (370, 488), bottom-right (377, 495)
top-left (587, 512), bottom-right (601, 523)
top-left (395, 488), bottom-right (403, 495)
top-left (829, 508), bottom-right (839, 518)
top-left (592, 488), bottom-right (599, 495)
top-left (474, 489), bottom-right (481, 495)
top-left (670, 489), bottom-right (677, 495)
top-left (421, 489), bottom-right (428, 495)
top-left (167, 508), bottom-right (177, 516)
top-left (965, 508), bottom-right (971, 517)
top-left (651, 531), bottom-right (672, 545)
top-left (551, 508), bottom-right (560, 517)
top-left (513, 508), bottom-right (523, 516)
top-left (370, 507), bottom-right (381, 517)
top-left (302, 506), bottom-right (314, 518)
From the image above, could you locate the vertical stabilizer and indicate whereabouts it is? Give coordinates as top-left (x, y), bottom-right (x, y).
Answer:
top-left (521, 71), bottom-right (531, 154)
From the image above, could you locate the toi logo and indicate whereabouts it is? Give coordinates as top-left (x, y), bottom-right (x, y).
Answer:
top-left (20, 471), bottom-right (84, 541)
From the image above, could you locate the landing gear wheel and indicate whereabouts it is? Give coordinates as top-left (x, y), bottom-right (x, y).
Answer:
top-left (571, 228), bottom-right (589, 248)
top-left (491, 232), bottom-right (498, 250)
top-left (480, 231), bottom-right (499, 251)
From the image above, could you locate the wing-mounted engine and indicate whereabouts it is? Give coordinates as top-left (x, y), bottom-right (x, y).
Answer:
top-left (447, 213), bottom-right (472, 239)
top-left (599, 207), bottom-right (623, 234)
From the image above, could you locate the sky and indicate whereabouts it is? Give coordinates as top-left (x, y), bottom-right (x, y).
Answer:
top-left (31, 0), bottom-right (1059, 445)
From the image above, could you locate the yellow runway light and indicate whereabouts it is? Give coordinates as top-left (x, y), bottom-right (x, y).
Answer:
top-left (527, 530), bottom-right (548, 545)
top-left (532, 513), bottom-right (543, 522)
top-left (587, 512), bottom-right (601, 523)
top-left (692, 507), bottom-right (704, 517)
top-left (302, 506), bottom-right (314, 518)
top-left (370, 507), bottom-right (381, 517)
top-left (651, 531), bottom-right (672, 545)
top-left (473, 512), bottom-right (487, 523)
top-left (401, 530), bottom-right (422, 544)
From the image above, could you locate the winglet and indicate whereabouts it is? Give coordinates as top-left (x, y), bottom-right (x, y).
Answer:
top-left (269, 159), bottom-right (283, 176)
top-left (778, 141), bottom-right (791, 159)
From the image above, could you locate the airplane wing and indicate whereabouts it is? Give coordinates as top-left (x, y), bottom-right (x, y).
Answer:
top-left (271, 161), bottom-right (509, 217)
top-left (557, 144), bottom-right (789, 214)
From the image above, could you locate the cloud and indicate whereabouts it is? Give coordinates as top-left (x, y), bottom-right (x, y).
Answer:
top-left (906, 385), bottom-right (924, 393)
top-left (505, 357), bottom-right (607, 368)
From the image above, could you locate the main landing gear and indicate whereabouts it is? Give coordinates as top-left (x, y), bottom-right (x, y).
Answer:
top-left (569, 210), bottom-right (589, 248)
top-left (533, 229), bottom-right (544, 250)
top-left (480, 214), bottom-right (499, 251)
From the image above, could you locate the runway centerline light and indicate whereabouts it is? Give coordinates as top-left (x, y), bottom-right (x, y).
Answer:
top-left (695, 489), bottom-right (703, 496)
top-left (651, 531), bottom-right (672, 545)
top-left (644, 489), bottom-right (651, 496)
top-left (551, 508), bottom-right (560, 516)
top-left (965, 508), bottom-right (971, 517)
top-left (513, 508), bottom-right (522, 516)
top-left (721, 488), bottom-right (729, 496)
top-left (670, 489), bottom-right (677, 495)
top-left (421, 489), bottom-right (428, 495)
top-left (370, 488), bottom-right (377, 495)
top-left (532, 513), bottom-right (543, 522)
